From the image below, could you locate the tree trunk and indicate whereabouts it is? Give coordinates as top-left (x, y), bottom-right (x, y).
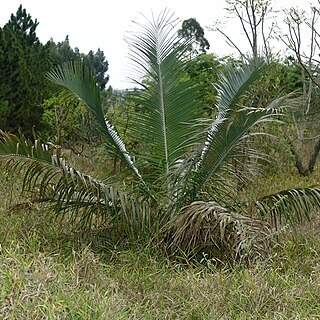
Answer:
top-left (289, 142), bottom-right (308, 176)
top-left (308, 137), bottom-right (320, 173)
top-left (290, 138), bottom-right (320, 176)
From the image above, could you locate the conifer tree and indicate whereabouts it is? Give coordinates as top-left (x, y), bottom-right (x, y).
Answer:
top-left (0, 5), bottom-right (52, 136)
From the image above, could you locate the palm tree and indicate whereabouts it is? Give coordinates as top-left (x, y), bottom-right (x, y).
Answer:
top-left (1, 10), bottom-right (320, 260)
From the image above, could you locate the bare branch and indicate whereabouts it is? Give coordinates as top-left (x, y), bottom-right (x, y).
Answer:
top-left (215, 27), bottom-right (250, 61)
top-left (219, 0), bottom-right (275, 62)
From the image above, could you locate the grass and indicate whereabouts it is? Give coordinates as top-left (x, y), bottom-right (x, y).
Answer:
top-left (1, 168), bottom-right (320, 319)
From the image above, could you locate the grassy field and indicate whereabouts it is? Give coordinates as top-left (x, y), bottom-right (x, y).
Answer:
top-left (1, 169), bottom-right (320, 319)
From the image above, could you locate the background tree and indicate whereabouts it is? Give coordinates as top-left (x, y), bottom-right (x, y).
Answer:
top-left (83, 49), bottom-right (109, 90)
top-left (50, 37), bottom-right (109, 91)
top-left (49, 35), bottom-right (79, 64)
top-left (281, 4), bottom-right (320, 175)
top-left (41, 92), bottom-right (103, 152)
top-left (0, 5), bottom-right (52, 136)
top-left (178, 18), bottom-right (210, 57)
top-left (184, 53), bottom-right (224, 114)
top-left (43, 37), bottom-right (110, 146)
top-left (213, 0), bottom-right (276, 63)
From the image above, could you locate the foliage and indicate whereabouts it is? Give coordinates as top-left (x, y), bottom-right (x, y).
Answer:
top-left (178, 17), bottom-right (210, 56)
top-left (49, 36), bottom-right (109, 90)
top-left (83, 48), bottom-right (109, 90)
top-left (184, 53), bottom-right (224, 114)
top-left (0, 5), bottom-right (52, 136)
top-left (0, 10), bottom-right (320, 261)
top-left (41, 92), bottom-right (101, 148)
top-left (49, 35), bottom-right (79, 63)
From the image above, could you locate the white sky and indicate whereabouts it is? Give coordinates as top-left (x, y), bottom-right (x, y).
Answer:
top-left (0, 0), bottom-right (314, 89)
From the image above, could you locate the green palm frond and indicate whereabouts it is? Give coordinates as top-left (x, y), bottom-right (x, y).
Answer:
top-left (215, 63), bottom-right (267, 117)
top-left (0, 132), bottom-right (151, 230)
top-left (0, 131), bottom-right (52, 161)
top-left (0, 131), bottom-right (54, 191)
top-left (188, 65), bottom-right (286, 199)
top-left (47, 62), bottom-right (142, 182)
top-left (126, 9), bottom-right (202, 183)
top-left (256, 187), bottom-right (320, 228)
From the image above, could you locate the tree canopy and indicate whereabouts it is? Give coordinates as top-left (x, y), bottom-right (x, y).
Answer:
top-left (0, 5), bottom-right (52, 136)
top-left (178, 18), bottom-right (210, 56)
top-left (0, 6), bottom-right (110, 137)
top-left (49, 36), bottom-right (109, 90)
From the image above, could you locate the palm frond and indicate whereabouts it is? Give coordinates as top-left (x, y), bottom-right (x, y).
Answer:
top-left (215, 63), bottom-right (267, 117)
top-left (47, 62), bottom-right (142, 181)
top-left (256, 187), bottom-right (320, 228)
top-left (126, 9), bottom-right (202, 183)
top-left (0, 132), bottom-right (152, 231)
top-left (164, 201), bottom-right (271, 261)
top-left (188, 65), bottom-right (287, 199)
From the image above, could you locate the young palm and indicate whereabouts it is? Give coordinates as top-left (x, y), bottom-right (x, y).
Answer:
top-left (1, 10), bottom-right (320, 260)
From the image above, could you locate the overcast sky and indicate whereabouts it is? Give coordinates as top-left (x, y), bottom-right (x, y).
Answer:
top-left (0, 0), bottom-right (314, 89)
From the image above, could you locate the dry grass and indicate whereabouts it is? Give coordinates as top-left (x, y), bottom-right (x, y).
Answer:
top-left (1, 169), bottom-right (320, 319)
top-left (1, 218), bottom-right (320, 319)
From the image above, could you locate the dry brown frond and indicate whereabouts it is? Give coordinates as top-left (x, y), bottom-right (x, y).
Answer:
top-left (164, 201), bottom-right (271, 262)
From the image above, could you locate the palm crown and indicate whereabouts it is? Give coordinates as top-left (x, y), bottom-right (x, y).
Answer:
top-left (1, 10), bottom-right (320, 260)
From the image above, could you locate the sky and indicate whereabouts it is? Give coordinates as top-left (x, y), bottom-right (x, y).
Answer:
top-left (0, 0), bottom-right (314, 89)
